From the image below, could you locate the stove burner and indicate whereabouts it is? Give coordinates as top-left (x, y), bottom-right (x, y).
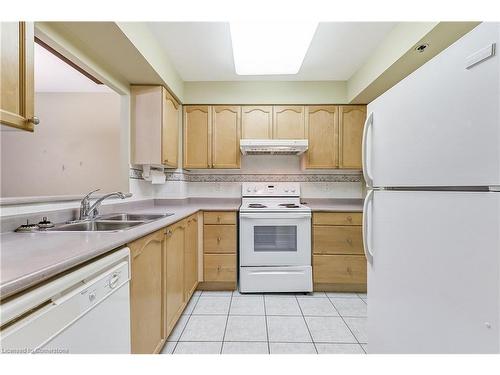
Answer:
top-left (279, 203), bottom-right (300, 208)
top-left (248, 203), bottom-right (267, 208)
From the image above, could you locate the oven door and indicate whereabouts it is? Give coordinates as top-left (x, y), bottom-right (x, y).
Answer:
top-left (240, 212), bottom-right (311, 267)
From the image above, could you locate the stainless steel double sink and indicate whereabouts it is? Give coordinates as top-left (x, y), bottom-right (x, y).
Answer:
top-left (45, 213), bottom-right (173, 232)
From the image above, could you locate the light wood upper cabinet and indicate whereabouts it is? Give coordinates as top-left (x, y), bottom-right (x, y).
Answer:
top-left (305, 106), bottom-right (338, 169)
top-left (241, 106), bottom-right (272, 139)
top-left (165, 220), bottom-right (186, 336)
top-left (212, 106), bottom-right (241, 168)
top-left (183, 105), bottom-right (211, 169)
top-left (0, 22), bottom-right (35, 132)
top-left (273, 106), bottom-right (306, 139)
top-left (339, 106), bottom-right (366, 169)
top-left (129, 229), bottom-right (165, 354)
top-left (131, 85), bottom-right (179, 168)
top-left (162, 90), bottom-right (179, 167)
top-left (184, 214), bottom-right (198, 301)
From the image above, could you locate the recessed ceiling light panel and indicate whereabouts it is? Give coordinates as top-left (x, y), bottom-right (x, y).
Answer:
top-left (230, 21), bottom-right (318, 75)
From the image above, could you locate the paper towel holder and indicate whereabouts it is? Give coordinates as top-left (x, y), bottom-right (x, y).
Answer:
top-left (142, 165), bottom-right (165, 182)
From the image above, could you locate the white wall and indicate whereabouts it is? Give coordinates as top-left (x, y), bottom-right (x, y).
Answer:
top-left (1, 92), bottom-right (125, 197)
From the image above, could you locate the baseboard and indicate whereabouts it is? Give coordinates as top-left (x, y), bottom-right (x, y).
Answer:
top-left (313, 282), bottom-right (366, 292)
top-left (197, 281), bottom-right (237, 291)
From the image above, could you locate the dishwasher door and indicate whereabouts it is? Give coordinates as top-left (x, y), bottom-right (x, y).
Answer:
top-left (0, 248), bottom-right (131, 354)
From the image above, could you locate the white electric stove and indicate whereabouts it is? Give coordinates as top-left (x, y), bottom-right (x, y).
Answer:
top-left (239, 183), bottom-right (312, 293)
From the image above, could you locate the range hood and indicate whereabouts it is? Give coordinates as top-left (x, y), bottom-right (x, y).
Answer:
top-left (240, 139), bottom-right (308, 155)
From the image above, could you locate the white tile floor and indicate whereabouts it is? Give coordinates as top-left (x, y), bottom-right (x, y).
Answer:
top-left (161, 290), bottom-right (367, 354)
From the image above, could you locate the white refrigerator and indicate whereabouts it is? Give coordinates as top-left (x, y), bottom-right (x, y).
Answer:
top-left (364, 22), bottom-right (500, 353)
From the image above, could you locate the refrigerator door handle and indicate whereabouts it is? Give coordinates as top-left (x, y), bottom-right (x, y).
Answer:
top-left (362, 112), bottom-right (374, 188)
top-left (362, 189), bottom-right (374, 265)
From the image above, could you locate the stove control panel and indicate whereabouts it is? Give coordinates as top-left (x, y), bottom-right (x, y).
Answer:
top-left (242, 183), bottom-right (300, 196)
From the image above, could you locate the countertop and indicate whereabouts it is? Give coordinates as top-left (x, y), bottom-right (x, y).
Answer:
top-left (302, 198), bottom-right (364, 212)
top-left (0, 198), bottom-right (240, 300)
top-left (0, 197), bottom-right (364, 300)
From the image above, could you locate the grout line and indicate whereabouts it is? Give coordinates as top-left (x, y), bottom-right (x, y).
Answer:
top-left (326, 295), bottom-right (365, 352)
top-left (171, 294), bottom-right (201, 354)
top-left (295, 295), bottom-right (318, 354)
top-left (263, 295), bottom-right (270, 354)
top-left (220, 292), bottom-right (233, 354)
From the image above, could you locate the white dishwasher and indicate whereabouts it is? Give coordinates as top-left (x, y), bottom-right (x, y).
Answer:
top-left (0, 247), bottom-right (131, 354)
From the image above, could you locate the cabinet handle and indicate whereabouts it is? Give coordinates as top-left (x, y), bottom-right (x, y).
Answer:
top-left (346, 238), bottom-right (353, 246)
top-left (217, 236), bottom-right (221, 242)
top-left (217, 216), bottom-right (221, 223)
top-left (217, 265), bottom-right (222, 272)
top-left (166, 229), bottom-right (172, 237)
top-left (346, 216), bottom-right (352, 222)
top-left (29, 116), bottom-right (40, 125)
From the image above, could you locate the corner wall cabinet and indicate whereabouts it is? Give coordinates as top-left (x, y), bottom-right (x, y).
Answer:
top-left (0, 22), bottom-right (36, 131)
top-left (131, 85), bottom-right (179, 168)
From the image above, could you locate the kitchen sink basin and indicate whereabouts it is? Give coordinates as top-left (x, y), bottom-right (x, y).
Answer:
top-left (98, 213), bottom-right (173, 221)
top-left (46, 221), bottom-right (144, 232)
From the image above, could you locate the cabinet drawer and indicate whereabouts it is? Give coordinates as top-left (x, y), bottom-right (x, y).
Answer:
top-left (204, 254), bottom-right (236, 282)
top-left (204, 224), bottom-right (236, 253)
top-left (313, 212), bottom-right (362, 226)
top-left (204, 211), bottom-right (237, 225)
top-left (313, 226), bottom-right (363, 255)
top-left (313, 255), bottom-right (367, 285)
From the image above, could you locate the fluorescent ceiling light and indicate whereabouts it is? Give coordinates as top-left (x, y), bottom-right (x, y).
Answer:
top-left (230, 21), bottom-right (318, 75)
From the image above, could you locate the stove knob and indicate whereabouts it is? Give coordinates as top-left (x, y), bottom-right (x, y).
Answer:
top-left (284, 189), bottom-right (289, 193)
top-left (291, 188), bottom-right (296, 193)
top-left (247, 188), bottom-right (251, 192)
top-left (253, 188), bottom-right (258, 192)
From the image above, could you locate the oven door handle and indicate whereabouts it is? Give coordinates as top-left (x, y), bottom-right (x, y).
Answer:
top-left (239, 212), bottom-right (311, 220)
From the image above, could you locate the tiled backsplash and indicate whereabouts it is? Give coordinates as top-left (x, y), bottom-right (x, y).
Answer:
top-left (130, 168), bottom-right (362, 183)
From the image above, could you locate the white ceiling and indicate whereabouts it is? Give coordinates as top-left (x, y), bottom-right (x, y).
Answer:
top-left (149, 22), bottom-right (396, 81)
top-left (34, 43), bottom-right (113, 93)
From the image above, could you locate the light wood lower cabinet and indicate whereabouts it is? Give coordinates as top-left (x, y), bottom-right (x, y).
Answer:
top-left (129, 229), bottom-right (166, 354)
top-left (200, 211), bottom-right (237, 290)
top-left (165, 220), bottom-right (186, 337)
top-left (204, 254), bottom-right (237, 283)
top-left (312, 212), bottom-right (366, 292)
top-left (184, 214), bottom-right (199, 300)
top-left (313, 255), bottom-right (367, 292)
top-left (204, 224), bottom-right (237, 253)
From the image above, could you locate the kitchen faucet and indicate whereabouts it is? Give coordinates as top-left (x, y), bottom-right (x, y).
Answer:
top-left (79, 189), bottom-right (126, 220)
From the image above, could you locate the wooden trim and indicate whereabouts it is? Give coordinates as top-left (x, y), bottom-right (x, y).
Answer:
top-left (35, 36), bottom-right (103, 84)
top-left (313, 283), bottom-right (367, 293)
top-left (197, 281), bottom-right (237, 291)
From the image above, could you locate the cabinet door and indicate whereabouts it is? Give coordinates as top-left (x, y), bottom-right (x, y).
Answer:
top-left (162, 89), bottom-right (179, 168)
top-left (305, 105), bottom-right (338, 168)
top-left (273, 106), bottom-right (305, 139)
top-left (212, 106), bottom-right (241, 168)
top-left (129, 229), bottom-right (165, 354)
top-left (0, 22), bottom-right (35, 131)
top-left (165, 221), bottom-right (186, 336)
top-left (131, 85), bottom-right (163, 165)
top-left (183, 105), bottom-right (211, 169)
top-left (338, 106), bottom-right (366, 169)
top-left (241, 106), bottom-right (272, 139)
top-left (184, 215), bottom-right (198, 300)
